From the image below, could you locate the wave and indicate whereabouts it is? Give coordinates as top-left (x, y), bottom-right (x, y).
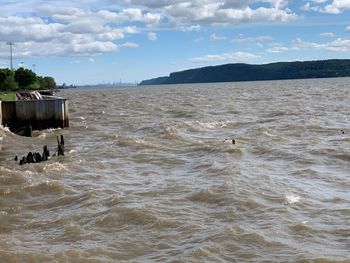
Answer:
top-left (95, 206), bottom-right (159, 228)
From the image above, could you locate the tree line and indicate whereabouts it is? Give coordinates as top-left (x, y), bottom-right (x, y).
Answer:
top-left (0, 67), bottom-right (57, 92)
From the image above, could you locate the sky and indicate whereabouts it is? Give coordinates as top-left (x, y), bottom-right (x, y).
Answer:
top-left (0, 0), bottom-right (349, 85)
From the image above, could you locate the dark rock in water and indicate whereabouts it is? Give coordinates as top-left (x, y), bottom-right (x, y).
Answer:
top-left (232, 139), bottom-right (236, 144)
top-left (14, 155), bottom-right (18, 161)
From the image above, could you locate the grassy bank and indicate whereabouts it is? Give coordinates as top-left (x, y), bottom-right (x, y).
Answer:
top-left (0, 92), bottom-right (16, 101)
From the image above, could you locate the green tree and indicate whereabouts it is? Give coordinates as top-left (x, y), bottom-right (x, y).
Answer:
top-left (42, 76), bottom-right (57, 90)
top-left (2, 75), bottom-right (19, 91)
top-left (14, 67), bottom-right (37, 89)
top-left (0, 68), bottom-right (18, 91)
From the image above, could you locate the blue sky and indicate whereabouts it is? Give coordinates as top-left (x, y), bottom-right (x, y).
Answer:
top-left (0, 0), bottom-right (349, 85)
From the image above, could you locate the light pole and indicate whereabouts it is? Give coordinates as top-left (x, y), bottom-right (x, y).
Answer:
top-left (32, 64), bottom-right (36, 74)
top-left (6, 42), bottom-right (14, 70)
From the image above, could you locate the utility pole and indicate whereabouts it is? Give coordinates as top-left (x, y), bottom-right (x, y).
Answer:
top-left (6, 42), bottom-right (14, 70)
top-left (32, 64), bottom-right (36, 74)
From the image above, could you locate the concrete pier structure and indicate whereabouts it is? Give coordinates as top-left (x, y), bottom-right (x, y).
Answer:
top-left (0, 96), bottom-right (69, 134)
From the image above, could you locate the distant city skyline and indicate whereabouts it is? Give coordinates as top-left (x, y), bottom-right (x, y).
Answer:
top-left (0, 0), bottom-right (349, 85)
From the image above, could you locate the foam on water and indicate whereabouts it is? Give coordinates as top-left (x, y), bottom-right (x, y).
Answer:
top-left (284, 194), bottom-right (301, 204)
top-left (43, 162), bottom-right (68, 172)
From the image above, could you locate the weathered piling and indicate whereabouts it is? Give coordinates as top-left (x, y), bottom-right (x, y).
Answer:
top-left (18, 135), bottom-right (65, 165)
top-left (57, 135), bottom-right (65, 156)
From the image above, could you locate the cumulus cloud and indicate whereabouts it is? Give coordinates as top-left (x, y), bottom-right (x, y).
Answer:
top-left (125, 0), bottom-right (297, 25)
top-left (301, 0), bottom-right (350, 14)
top-left (292, 37), bottom-right (350, 52)
top-left (97, 9), bottom-right (161, 26)
top-left (147, 32), bottom-right (158, 41)
top-left (190, 51), bottom-right (260, 63)
top-left (0, 7), bottom-right (144, 60)
top-left (0, 0), bottom-right (298, 60)
top-left (326, 38), bottom-right (350, 52)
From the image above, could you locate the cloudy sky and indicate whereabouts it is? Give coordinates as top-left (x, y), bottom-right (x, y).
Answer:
top-left (0, 0), bottom-right (349, 84)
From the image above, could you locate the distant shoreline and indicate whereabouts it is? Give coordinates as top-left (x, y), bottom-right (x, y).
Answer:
top-left (139, 59), bottom-right (350, 85)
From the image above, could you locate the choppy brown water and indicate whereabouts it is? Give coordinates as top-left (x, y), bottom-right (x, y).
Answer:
top-left (1, 78), bottom-right (350, 262)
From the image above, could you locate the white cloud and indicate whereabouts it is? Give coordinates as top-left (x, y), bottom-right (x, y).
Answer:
top-left (0, 7), bottom-right (144, 60)
top-left (97, 9), bottom-right (161, 26)
top-left (292, 37), bottom-right (350, 52)
top-left (232, 34), bottom-right (273, 44)
top-left (180, 25), bottom-right (202, 32)
top-left (127, 0), bottom-right (298, 25)
top-left (267, 46), bottom-right (291, 53)
top-left (323, 0), bottom-right (350, 14)
top-left (327, 38), bottom-right (350, 51)
top-left (346, 26), bottom-right (350, 32)
top-left (302, 0), bottom-right (350, 14)
top-left (148, 32), bottom-right (158, 41)
top-left (118, 42), bottom-right (139, 48)
top-left (0, 0), bottom-right (298, 61)
top-left (292, 38), bottom-right (326, 49)
top-left (190, 51), bottom-right (260, 63)
top-left (320, 32), bottom-right (335, 37)
top-left (210, 33), bottom-right (227, 41)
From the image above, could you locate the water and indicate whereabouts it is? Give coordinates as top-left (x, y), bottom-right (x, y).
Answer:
top-left (1, 78), bottom-right (349, 262)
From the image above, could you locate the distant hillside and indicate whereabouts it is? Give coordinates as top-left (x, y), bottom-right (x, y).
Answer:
top-left (139, 59), bottom-right (350, 85)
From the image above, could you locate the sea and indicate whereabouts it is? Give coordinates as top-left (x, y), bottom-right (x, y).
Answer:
top-left (0, 78), bottom-right (349, 262)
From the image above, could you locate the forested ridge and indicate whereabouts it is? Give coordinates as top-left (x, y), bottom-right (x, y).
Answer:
top-left (140, 59), bottom-right (350, 85)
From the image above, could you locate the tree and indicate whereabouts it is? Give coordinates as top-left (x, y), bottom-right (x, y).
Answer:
top-left (2, 75), bottom-right (19, 91)
top-left (0, 68), bottom-right (18, 91)
top-left (14, 67), bottom-right (37, 89)
top-left (42, 76), bottom-right (57, 90)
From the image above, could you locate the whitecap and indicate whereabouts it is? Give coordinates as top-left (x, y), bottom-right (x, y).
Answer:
top-left (24, 170), bottom-right (34, 176)
top-left (285, 194), bottom-right (301, 204)
top-left (0, 125), bottom-right (11, 133)
top-left (197, 122), bottom-right (216, 129)
top-left (43, 162), bottom-right (68, 172)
